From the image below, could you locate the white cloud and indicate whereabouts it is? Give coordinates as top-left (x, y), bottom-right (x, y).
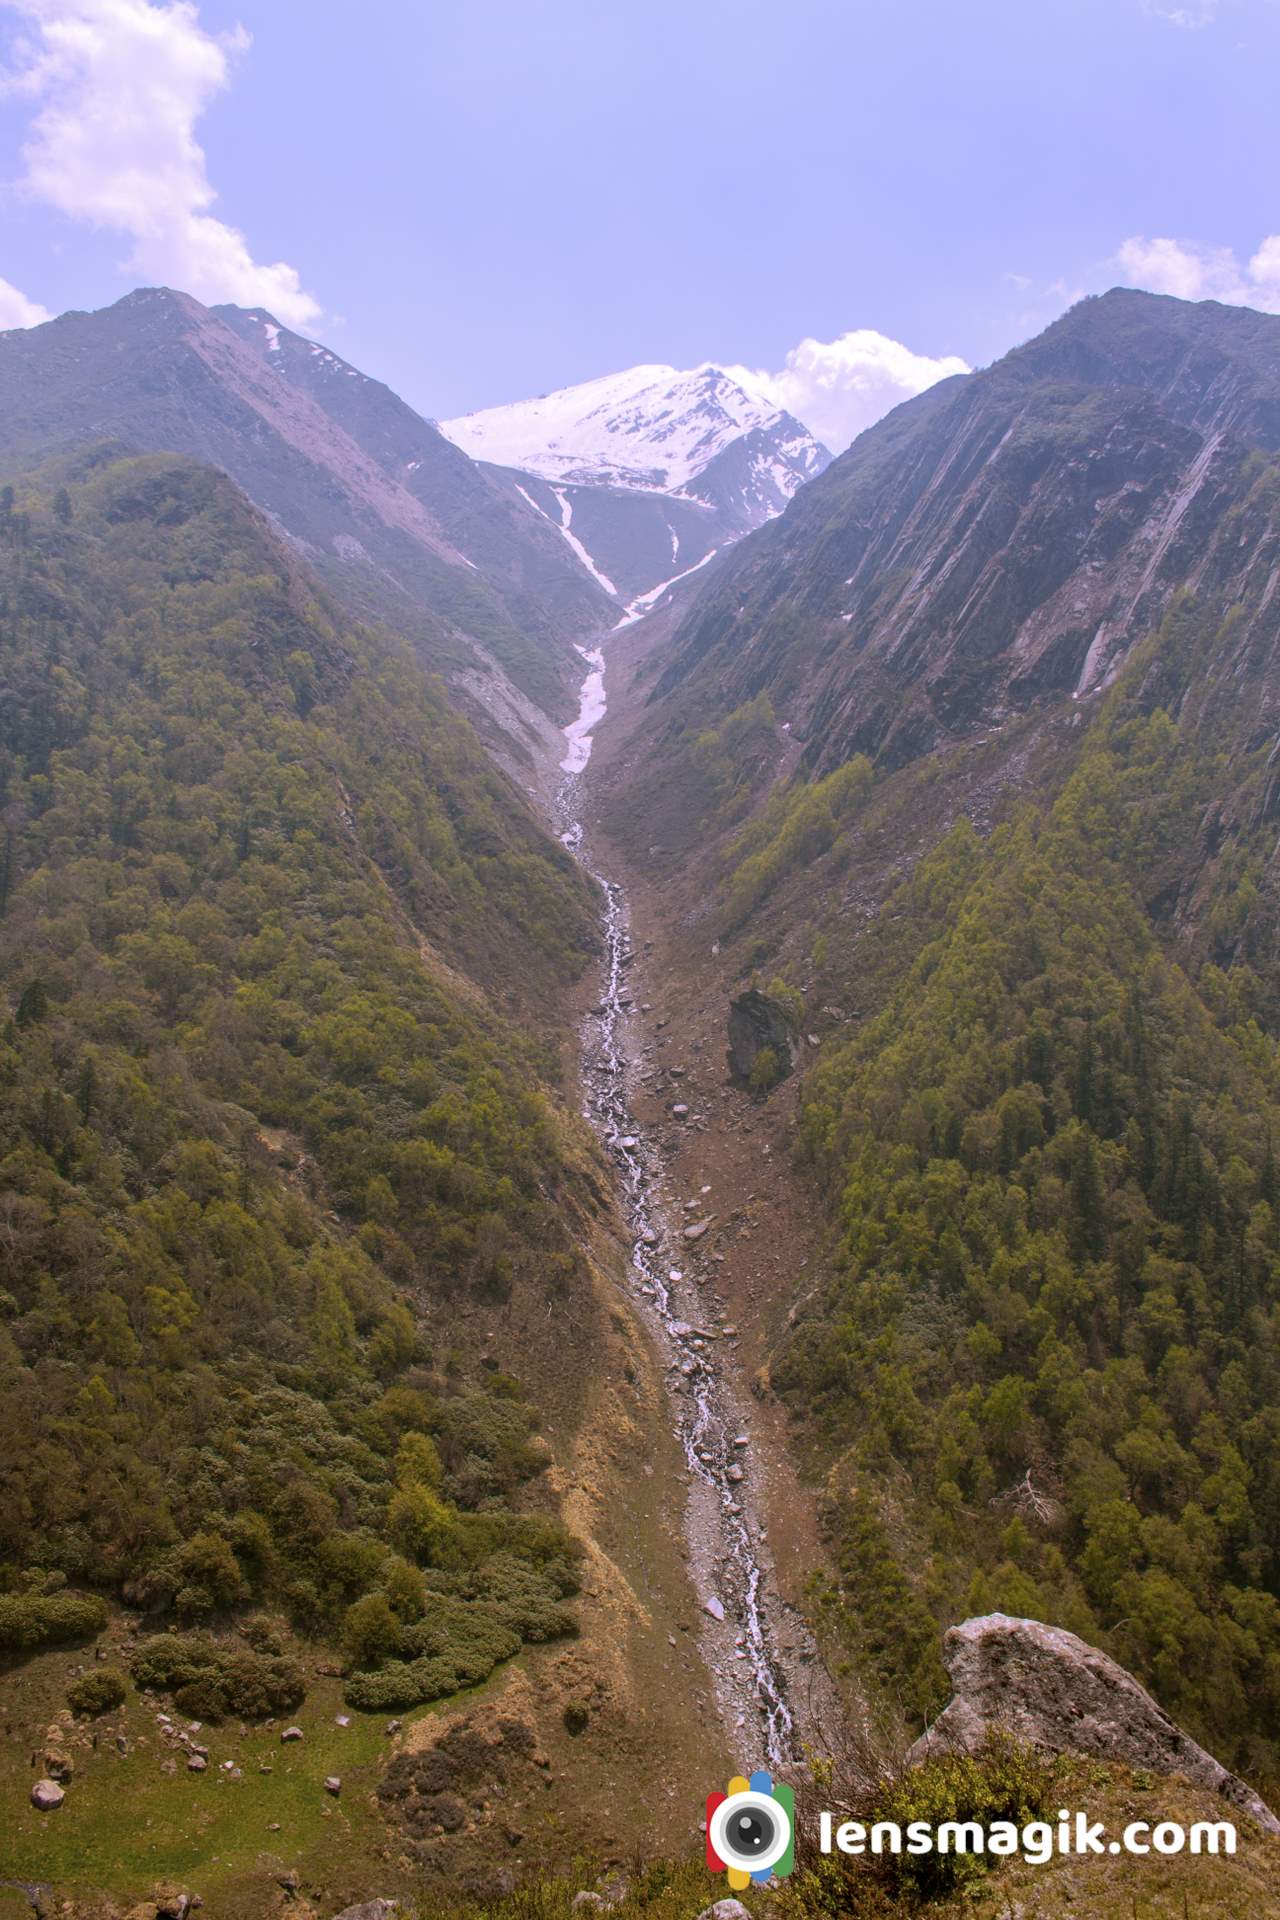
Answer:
top-left (0, 272), bottom-right (50, 326)
top-left (1116, 233), bottom-right (1280, 311)
top-left (728, 329), bottom-right (970, 453)
top-left (1143, 1), bottom-right (1221, 25)
top-left (3, 0), bottom-right (319, 326)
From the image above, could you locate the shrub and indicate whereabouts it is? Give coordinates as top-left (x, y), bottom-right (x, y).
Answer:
top-left (343, 1591), bottom-right (401, 1669)
top-left (68, 1666), bottom-right (127, 1716)
top-left (749, 1046), bottom-right (784, 1096)
top-left (344, 1654), bottom-right (458, 1712)
top-left (871, 1738), bottom-right (1056, 1897)
top-left (0, 1590), bottom-right (107, 1650)
top-left (470, 1553), bottom-right (577, 1642)
top-left (131, 1633), bottom-right (305, 1721)
top-left (344, 1596), bottom-right (519, 1710)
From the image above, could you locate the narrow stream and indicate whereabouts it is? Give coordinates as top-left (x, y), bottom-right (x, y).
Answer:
top-left (555, 640), bottom-right (797, 1768)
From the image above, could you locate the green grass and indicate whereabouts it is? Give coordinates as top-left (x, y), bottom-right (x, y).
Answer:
top-left (0, 1643), bottom-right (505, 1912)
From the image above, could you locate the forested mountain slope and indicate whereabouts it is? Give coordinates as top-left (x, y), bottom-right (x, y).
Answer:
top-left (781, 620), bottom-right (1280, 1785)
top-left (598, 289), bottom-right (1280, 1795)
top-left (0, 449), bottom-right (600, 1719)
top-left (0, 291), bottom-right (615, 753)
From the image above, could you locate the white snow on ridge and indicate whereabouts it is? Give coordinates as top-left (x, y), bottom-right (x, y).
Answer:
top-left (612, 546), bottom-right (721, 630)
top-left (550, 488), bottom-right (620, 597)
top-left (443, 362), bottom-right (811, 493)
top-left (513, 481), bottom-right (620, 598)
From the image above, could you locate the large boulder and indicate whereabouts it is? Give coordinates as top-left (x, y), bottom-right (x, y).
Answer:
top-left (727, 988), bottom-right (798, 1086)
top-left (907, 1613), bottom-right (1280, 1835)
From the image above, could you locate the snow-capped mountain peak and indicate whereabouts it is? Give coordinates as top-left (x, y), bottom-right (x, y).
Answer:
top-left (442, 361), bottom-right (827, 496)
top-left (440, 359), bottom-right (831, 614)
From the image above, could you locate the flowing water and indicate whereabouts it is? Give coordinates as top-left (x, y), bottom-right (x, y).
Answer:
top-left (555, 642), bottom-right (797, 1768)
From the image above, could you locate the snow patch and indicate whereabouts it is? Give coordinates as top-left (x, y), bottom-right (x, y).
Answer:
top-left (560, 645), bottom-right (607, 772)
top-left (613, 547), bottom-right (720, 628)
top-left (550, 488), bottom-right (620, 597)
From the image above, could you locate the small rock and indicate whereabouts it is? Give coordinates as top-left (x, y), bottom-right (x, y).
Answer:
top-left (695, 1901), bottom-right (751, 1920)
top-left (332, 1904), bottom-right (399, 1920)
top-left (335, 1714), bottom-right (351, 1728)
top-left (30, 1778), bottom-right (65, 1812)
top-left (280, 1725), bottom-right (304, 1743)
top-left (187, 1755), bottom-right (207, 1773)
top-left (571, 1897), bottom-right (605, 1914)
top-left (683, 1219), bottom-right (712, 1241)
top-left (324, 1775), bottom-right (342, 1796)
top-left (385, 1720), bottom-right (402, 1736)
top-left (672, 1104), bottom-right (689, 1118)
top-left (703, 1596), bottom-right (725, 1622)
top-left (154, 1892), bottom-right (193, 1919)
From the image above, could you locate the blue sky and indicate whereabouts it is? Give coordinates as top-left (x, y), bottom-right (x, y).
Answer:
top-left (1, 0), bottom-right (1278, 446)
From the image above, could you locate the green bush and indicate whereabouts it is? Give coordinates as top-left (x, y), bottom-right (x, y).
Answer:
top-left (749, 1045), bottom-right (785, 1096)
top-left (343, 1654), bottom-right (460, 1712)
top-left (343, 1591), bottom-right (402, 1669)
top-left (0, 1591), bottom-right (107, 1650)
top-left (131, 1634), bottom-right (305, 1720)
top-left (870, 1739), bottom-right (1056, 1896)
top-left (344, 1596), bottom-right (519, 1710)
top-left (67, 1666), bottom-right (127, 1716)
top-left (469, 1553), bottom-right (578, 1642)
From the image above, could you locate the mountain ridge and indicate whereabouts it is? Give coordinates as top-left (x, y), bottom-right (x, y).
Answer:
top-left (0, 287), bottom-right (617, 758)
top-left (444, 359), bottom-right (831, 606)
top-left (646, 287), bottom-right (1280, 773)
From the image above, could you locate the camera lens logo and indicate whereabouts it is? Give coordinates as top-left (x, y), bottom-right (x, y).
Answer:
top-left (705, 1769), bottom-right (795, 1888)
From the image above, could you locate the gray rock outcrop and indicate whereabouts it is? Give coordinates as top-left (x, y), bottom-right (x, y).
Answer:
top-left (907, 1613), bottom-right (1280, 1834)
top-left (727, 989), bottom-right (798, 1086)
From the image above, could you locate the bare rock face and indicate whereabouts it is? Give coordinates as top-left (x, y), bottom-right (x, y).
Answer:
top-left (726, 989), bottom-right (798, 1086)
top-left (908, 1613), bottom-right (1280, 1835)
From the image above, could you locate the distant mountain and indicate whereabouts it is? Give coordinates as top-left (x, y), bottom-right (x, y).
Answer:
top-left (443, 363), bottom-right (830, 606)
top-left (0, 289), bottom-right (617, 758)
top-left (650, 289), bottom-right (1280, 772)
